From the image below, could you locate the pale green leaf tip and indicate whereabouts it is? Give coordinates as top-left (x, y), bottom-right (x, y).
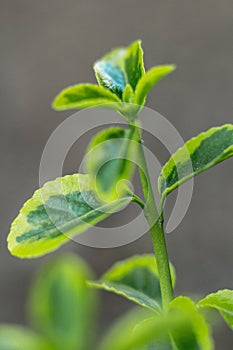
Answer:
top-left (163, 64), bottom-right (176, 73)
top-left (93, 60), bottom-right (101, 71)
top-left (51, 95), bottom-right (61, 111)
top-left (51, 87), bottom-right (70, 111)
top-left (130, 39), bottom-right (142, 46)
top-left (170, 64), bottom-right (176, 71)
top-left (51, 86), bottom-right (79, 111)
top-left (154, 64), bottom-right (176, 75)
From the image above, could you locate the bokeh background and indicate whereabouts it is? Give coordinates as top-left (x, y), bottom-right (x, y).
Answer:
top-left (1, 0), bottom-right (233, 348)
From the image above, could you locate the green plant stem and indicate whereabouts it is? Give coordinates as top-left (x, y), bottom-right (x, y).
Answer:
top-left (133, 124), bottom-right (174, 310)
top-left (132, 194), bottom-right (145, 209)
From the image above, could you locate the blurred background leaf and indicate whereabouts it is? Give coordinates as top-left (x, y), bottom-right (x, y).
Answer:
top-left (0, 325), bottom-right (52, 350)
top-left (28, 254), bottom-right (97, 350)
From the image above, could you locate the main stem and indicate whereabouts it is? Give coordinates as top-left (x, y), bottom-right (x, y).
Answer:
top-left (133, 124), bottom-right (174, 310)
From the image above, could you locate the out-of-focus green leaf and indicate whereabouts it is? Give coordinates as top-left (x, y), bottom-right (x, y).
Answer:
top-left (89, 254), bottom-right (175, 312)
top-left (158, 124), bottom-right (233, 206)
top-left (7, 174), bottom-right (132, 258)
top-left (98, 308), bottom-right (169, 350)
top-left (99, 296), bottom-right (213, 350)
top-left (52, 83), bottom-right (120, 110)
top-left (0, 325), bottom-right (51, 350)
top-left (198, 289), bottom-right (233, 329)
top-left (169, 297), bottom-right (213, 350)
top-left (86, 127), bottom-right (138, 201)
top-left (133, 318), bottom-right (173, 350)
top-left (134, 65), bottom-right (176, 106)
top-left (98, 298), bottom-right (212, 350)
top-left (28, 254), bottom-right (96, 350)
top-left (124, 40), bottom-right (145, 90)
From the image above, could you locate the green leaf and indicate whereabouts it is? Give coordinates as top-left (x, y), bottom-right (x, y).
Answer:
top-left (98, 308), bottom-right (169, 350)
top-left (96, 47), bottom-right (127, 70)
top-left (122, 85), bottom-right (140, 121)
top-left (158, 124), bottom-right (233, 206)
top-left (94, 41), bottom-right (145, 99)
top-left (99, 297), bottom-right (213, 350)
top-left (94, 61), bottom-right (126, 99)
top-left (124, 40), bottom-right (145, 91)
top-left (94, 47), bottom-right (127, 99)
top-left (169, 297), bottom-right (213, 350)
top-left (85, 127), bottom-right (138, 201)
top-left (0, 325), bottom-right (51, 350)
top-left (89, 254), bottom-right (176, 312)
top-left (53, 41), bottom-right (174, 113)
top-left (123, 84), bottom-right (134, 103)
top-left (52, 83), bottom-right (120, 110)
top-left (198, 289), bottom-right (233, 329)
top-left (28, 254), bottom-right (96, 350)
top-left (134, 65), bottom-right (176, 106)
top-left (7, 174), bottom-right (132, 258)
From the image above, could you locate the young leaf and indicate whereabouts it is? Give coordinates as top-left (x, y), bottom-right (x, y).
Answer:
top-left (7, 174), bottom-right (132, 258)
top-left (134, 65), bottom-right (176, 106)
top-left (52, 83), bottom-right (120, 110)
top-left (93, 47), bottom-right (127, 99)
top-left (94, 41), bottom-right (145, 99)
top-left (124, 40), bottom-right (145, 91)
top-left (198, 289), bottom-right (233, 329)
top-left (28, 254), bottom-right (96, 350)
top-left (123, 84), bottom-right (134, 103)
top-left (85, 127), bottom-right (138, 201)
top-left (169, 297), bottom-right (213, 350)
top-left (121, 85), bottom-right (141, 121)
top-left (89, 254), bottom-right (176, 312)
top-left (158, 124), bottom-right (233, 206)
top-left (0, 325), bottom-right (51, 350)
top-left (94, 61), bottom-right (126, 99)
top-left (96, 47), bottom-right (127, 70)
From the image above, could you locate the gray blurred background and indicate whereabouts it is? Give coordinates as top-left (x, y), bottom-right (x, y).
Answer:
top-left (1, 0), bottom-right (233, 348)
